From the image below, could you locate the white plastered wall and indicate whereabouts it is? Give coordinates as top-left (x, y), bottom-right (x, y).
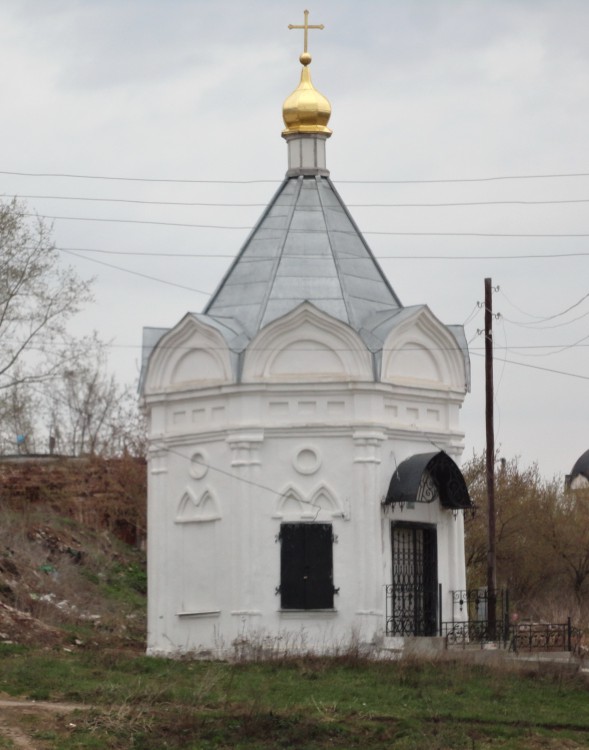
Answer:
top-left (144, 306), bottom-right (469, 656)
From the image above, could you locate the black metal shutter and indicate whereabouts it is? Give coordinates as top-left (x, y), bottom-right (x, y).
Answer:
top-left (422, 527), bottom-right (438, 636)
top-left (280, 523), bottom-right (334, 609)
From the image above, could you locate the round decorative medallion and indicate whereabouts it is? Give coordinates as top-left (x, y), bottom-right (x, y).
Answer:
top-left (293, 447), bottom-right (320, 475)
top-left (189, 451), bottom-right (208, 479)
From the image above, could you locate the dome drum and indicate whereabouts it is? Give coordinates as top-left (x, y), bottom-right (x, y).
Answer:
top-left (285, 133), bottom-right (329, 176)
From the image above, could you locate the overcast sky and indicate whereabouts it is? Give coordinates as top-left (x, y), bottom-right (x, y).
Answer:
top-left (1, 0), bottom-right (588, 478)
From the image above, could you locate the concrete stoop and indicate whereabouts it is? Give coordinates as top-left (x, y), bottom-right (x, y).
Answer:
top-left (376, 637), bottom-right (585, 673)
top-left (379, 636), bottom-right (446, 658)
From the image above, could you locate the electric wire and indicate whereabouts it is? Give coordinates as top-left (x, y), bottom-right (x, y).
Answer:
top-left (9, 192), bottom-right (589, 208)
top-left (503, 330), bottom-right (589, 358)
top-left (499, 290), bottom-right (589, 325)
top-left (4, 168), bottom-right (589, 183)
top-left (164, 444), bottom-right (283, 498)
top-left (24, 213), bottom-right (252, 230)
top-left (462, 302), bottom-right (481, 327)
top-left (59, 248), bottom-right (211, 295)
top-left (9, 337), bottom-right (589, 354)
top-left (50, 245), bottom-right (589, 261)
top-left (501, 307), bottom-right (589, 330)
top-left (23, 212), bottom-right (589, 237)
top-left (470, 351), bottom-right (589, 381)
top-left (53, 245), bottom-right (589, 261)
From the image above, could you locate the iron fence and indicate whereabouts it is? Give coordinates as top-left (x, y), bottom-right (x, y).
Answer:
top-left (441, 619), bottom-right (510, 648)
top-left (385, 585), bottom-right (579, 653)
top-left (442, 617), bottom-right (577, 652)
top-left (510, 619), bottom-right (574, 652)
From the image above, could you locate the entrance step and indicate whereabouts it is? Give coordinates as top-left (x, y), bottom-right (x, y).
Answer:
top-left (380, 636), bottom-right (445, 656)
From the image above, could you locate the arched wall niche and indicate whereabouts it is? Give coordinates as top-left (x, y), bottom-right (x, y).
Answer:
top-left (380, 307), bottom-right (466, 390)
top-left (242, 302), bottom-right (373, 383)
top-left (144, 314), bottom-right (233, 393)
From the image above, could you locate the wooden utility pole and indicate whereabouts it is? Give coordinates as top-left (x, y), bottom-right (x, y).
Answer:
top-left (485, 277), bottom-right (497, 633)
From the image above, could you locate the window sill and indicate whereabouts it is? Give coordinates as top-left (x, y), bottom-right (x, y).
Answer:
top-left (176, 610), bottom-right (220, 618)
top-left (279, 609), bottom-right (338, 618)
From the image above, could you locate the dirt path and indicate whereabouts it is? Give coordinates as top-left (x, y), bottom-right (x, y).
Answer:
top-left (0, 698), bottom-right (90, 750)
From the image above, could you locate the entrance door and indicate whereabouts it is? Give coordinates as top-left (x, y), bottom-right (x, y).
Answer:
top-left (388, 523), bottom-right (438, 636)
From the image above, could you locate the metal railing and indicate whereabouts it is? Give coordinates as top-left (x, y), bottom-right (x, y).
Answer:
top-left (510, 619), bottom-right (574, 652)
top-left (442, 617), bottom-right (577, 652)
top-left (441, 619), bottom-right (510, 648)
top-left (385, 584), bottom-right (580, 653)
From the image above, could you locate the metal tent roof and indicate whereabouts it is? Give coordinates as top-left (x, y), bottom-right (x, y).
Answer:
top-left (204, 174), bottom-right (402, 339)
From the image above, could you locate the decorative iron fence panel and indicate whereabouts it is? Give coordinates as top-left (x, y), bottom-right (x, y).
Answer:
top-left (442, 617), bottom-right (577, 652)
top-left (450, 588), bottom-right (509, 625)
top-left (441, 619), bottom-right (509, 647)
top-left (511, 620), bottom-right (573, 652)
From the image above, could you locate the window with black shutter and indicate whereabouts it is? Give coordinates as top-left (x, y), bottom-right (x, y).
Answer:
top-left (279, 523), bottom-right (334, 609)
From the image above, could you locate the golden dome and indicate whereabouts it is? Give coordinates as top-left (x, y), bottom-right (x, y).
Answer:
top-left (282, 53), bottom-right (332, 136)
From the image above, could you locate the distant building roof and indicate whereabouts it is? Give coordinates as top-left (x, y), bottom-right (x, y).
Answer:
top-left (566, 448), bottom-right (589, 489)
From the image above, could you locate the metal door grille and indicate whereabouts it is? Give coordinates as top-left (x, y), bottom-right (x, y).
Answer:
top-left (386, 523), bottom-right (437, 636)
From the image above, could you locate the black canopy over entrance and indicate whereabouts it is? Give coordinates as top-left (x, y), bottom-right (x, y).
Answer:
top-left (384, 451), bottom-right (471, 510)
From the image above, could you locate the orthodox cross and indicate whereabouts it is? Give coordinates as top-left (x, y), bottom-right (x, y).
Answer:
top-left (288, 10), bottom-right (324, 54)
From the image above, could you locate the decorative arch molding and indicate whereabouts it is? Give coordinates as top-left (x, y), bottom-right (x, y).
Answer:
top-left (273, 482), bottom-right (343, 519)
top-left (176, 486), bottom-right (221, 523)
top-left (144, 314), bottom-right (233, 394)
top-left (274, 485), bottom-right (306, 518)
top-left (380, 307), bottom-right (466, 390)
top-left (309, 483), bottom-right (344, 518)
top-left (242, 302), bottom-right (373, 383)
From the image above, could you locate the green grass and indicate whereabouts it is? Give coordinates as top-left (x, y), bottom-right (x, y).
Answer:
top-left (1, 647), bottom-right (588, 748)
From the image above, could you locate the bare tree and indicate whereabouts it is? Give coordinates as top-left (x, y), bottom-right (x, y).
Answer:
top-left (0, 371), bottom-right (40, 453)
top-left (45, 335), bottom-right (145, 457)
top-left (0, 198), bottom-right (93, 392)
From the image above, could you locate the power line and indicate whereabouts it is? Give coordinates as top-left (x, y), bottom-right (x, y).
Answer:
top-left (350, 199), bottom-right (589, 207)
top-left (499, 289), bottom-right (589, 325)
top-left (1, 171), bottom-right (278, 184)
top-left (12, 194), bottom-right (268, 208)
top-left (364, 231), bottom-right (589, 238)
top-left (502, 308), bottom-right (589, 330)
top-left (471, 351), bottom-right (589, 381)
top-left (54, 247), bottom-right (589, 320)
top-left (13, 337), bottom-right (589, 354)
top-left (25, 213), bottom-right (251, 230)
top-left (505, 331), bottom-right (589, 358)
top-left (24, 213), bottom-right (589, 237)
top-left (337, 174), bottom-right (589, 185)
top-left (4, 168), bottom-right (589, 183)
top-left (163, 444), bottom-right (286, 499)
top-left (60, 248), bottom-right (210, 295)
top-left (9, 193), bottom-right (589, 208)
top-left (56, 245), bottom-right (589, 261)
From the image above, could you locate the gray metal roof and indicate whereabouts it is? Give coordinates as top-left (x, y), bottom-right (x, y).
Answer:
top-left (140, 173), bottom-right (471, 392)
top-left (570, 449), bottom-right (589, 480)
top-left (204, 174), bottom-right (402, 338)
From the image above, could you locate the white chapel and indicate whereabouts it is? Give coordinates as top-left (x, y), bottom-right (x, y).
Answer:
top-left (141, 13), bottom-right (472, 657)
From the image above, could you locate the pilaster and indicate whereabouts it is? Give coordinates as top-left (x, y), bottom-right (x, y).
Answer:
top-left (353, 430), bottom-right (386, 620)
top-left (226, 431), bottom-right (264, 619)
